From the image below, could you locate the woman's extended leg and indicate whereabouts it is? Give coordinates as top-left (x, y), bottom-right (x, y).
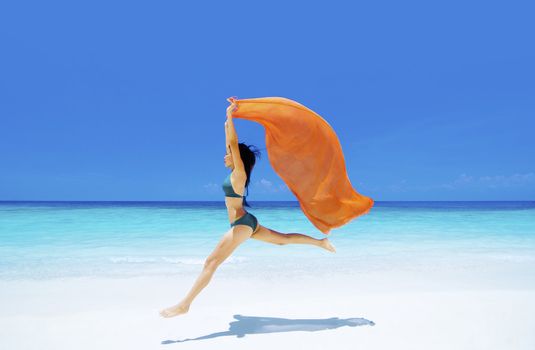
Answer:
top-left (251, 224), bottom-right (336, 252)
top-left (159, 225), bottom-right (253, 318)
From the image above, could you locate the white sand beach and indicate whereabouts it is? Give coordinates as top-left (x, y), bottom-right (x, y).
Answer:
top-left (1, 265), bottom-right (534, 350)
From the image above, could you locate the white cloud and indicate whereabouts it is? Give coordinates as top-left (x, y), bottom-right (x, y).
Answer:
top-left (259, 178), bottom-right (272, 188)
top-left (203, 182), bottom-right (219, 193)
top-left (387, 179), bottom-right (408, 192)
top-left (440, 173), bottom-right (535, 189)
top-left (359, 173), bottom-right (535, 195)
top-left (252, 178), bottom-right (289, 193)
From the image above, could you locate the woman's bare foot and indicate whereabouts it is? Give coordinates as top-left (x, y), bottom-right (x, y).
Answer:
top-left (320, 238), bottom-right (336, 253)
top-left (159, 302), bottom-right (190, 318)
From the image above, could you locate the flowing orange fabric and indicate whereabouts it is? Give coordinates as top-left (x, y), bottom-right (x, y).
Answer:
top-left (228, 96), bottom-right (374, 234)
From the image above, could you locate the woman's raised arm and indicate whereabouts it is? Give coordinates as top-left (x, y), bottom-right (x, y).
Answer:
top-left (225, 102), bottom-right (245, 173)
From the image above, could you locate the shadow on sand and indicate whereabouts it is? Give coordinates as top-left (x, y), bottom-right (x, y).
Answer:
top-left (162, 314), bottom-right (375, 344)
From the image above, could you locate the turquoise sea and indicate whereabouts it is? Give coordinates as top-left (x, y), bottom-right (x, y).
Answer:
top-left (1, 201), bottom-right (535, 283)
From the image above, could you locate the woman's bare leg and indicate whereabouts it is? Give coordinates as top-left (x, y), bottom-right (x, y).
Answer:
top-left (251, 225), bottom-right (336, 252)
top-left (159, 225), bottom-right (252, 318)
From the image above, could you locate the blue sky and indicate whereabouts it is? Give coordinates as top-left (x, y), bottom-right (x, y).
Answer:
top-left (1, 1), bottom-right (533, 201)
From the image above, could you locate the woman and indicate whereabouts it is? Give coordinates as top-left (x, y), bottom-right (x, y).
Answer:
top-left (159, 101), bottom-right (335, 318)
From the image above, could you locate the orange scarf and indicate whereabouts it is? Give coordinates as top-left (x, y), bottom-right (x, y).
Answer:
top-left (229, 96), bottom-right (374, 234)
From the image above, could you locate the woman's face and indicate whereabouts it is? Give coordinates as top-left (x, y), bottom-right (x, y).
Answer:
top-left (224, 147), bottom-right (233, 168)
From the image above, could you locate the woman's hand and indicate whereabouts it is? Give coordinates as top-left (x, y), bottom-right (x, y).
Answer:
top-left (226, 97), bottom-right (238, 118)
top-left (226, 104), bottom-right (237, 118)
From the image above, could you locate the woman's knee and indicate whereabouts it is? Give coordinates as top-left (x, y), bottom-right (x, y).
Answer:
top-left (204, 256), bottom-right (220, 271)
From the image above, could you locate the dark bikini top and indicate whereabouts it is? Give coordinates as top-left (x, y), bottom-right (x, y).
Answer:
top-left (222, 173), bottom-right (245, 198)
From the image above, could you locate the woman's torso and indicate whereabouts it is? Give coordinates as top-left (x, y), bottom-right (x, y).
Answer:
top-left (222, 172), bottom-right (247, 222)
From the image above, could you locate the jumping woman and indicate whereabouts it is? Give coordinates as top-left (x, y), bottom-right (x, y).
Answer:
top-left (159, 100), bottom-right (336, 318)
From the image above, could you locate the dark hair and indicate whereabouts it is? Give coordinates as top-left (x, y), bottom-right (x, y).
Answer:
top-left (238, 142), bottom-right (262, 208)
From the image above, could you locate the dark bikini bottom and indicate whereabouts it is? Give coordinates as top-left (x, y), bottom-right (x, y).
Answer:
top-left (230, 212), bottom-right (258, 233)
